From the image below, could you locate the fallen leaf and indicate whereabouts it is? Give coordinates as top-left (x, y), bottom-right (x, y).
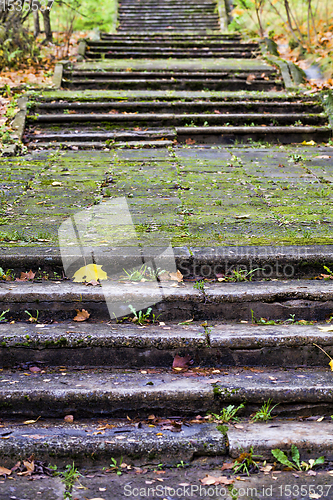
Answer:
top-left (246, 74), bottom-right (256, 83)
top-left (308, 470), bottom-right (317, 476)
top-left (64, 415), bottom-right (74, 422)
top-left (260, 465), bottom-right (273, 472)
top-left (169, 270), bottom-right (183, 282)
top-left (185, 138), bottom-right (196, 144)
top-left (73, 309), bottom-right (90, 322)
top-left (234, 424), bottom-right (244, 429)
top-left (315, 155), bottom-right (331, 159)
top-left (302, 140), bottom-right (316, 145)
top-left (29, 366), bottom-right (41, 373)
top-left (23, 416), bottom-right (41, 424)
top-left (235, 214), bottom-right (251, 219)
top-left (200, 475), bottom-right (234, 485)
top-left (51, 181), bottom-right (62, 186)
top-left (172, 354), bottom-right (193, 370)
top-left (221, 462), bottom-right (234, 471)
top-left (309, 494), bottom-right (321, 499)
top-left (73, 264), bottom-right (108, 282)
top-left (17, 270), bottom-right (35, 281)
top-left (0, 467), bottom-right (11, 476)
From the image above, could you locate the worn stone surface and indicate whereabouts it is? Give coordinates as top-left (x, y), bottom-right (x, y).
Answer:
top-left (1, 467), bottom-right (333, 500)
top-left (0, 322), bottom-right (332, 369)
top-left (228, 421), bottom-right (333, 460)
top-left (1, 146), bottom-right (333, 248)
top-left (0, 366), bottom-right (333, 418)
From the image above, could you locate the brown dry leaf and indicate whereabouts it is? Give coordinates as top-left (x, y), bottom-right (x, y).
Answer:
top-left (200, 475), bottom-right (234, 486)
top-left (0, 466), bottom-right (11, 476)
top-left (315, 155), bottom-right (331, 159)
top-left (185, 138), bottom-right (196, 144)
top-left (260, 465), bottom-right (273, 472)
top-left (73, 309), bottom-right (90, 322)
top-left (17, 270), bottom-right (36, 281)
top-left (221, 462), bottom-right (235, 471)
top-left (214, 110), bottom-right (221, 114)
top-left (64, 415), bottom-right (74, 423)
top-left (205, 378), bottom-right (221, 384)
top-left (172, 354), bottom-right (193, 371)
top-left (169, 270), bottom-right (183, 282)
top-left (246, 74), bottom-right (256, 83)
top-left (21, 460), bottom-right (34, 476)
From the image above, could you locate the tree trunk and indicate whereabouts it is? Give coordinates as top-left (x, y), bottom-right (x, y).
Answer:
top-left (33, 10), bottom-right (40, 38)
top-left (42, 2), bottom-right (53, 42)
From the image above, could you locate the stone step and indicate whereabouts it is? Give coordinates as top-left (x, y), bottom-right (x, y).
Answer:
top-left (61, 78), bottom-right (281, 91)
top-left (0, 365), bottom-right (332, 418)
top-left (33, 100), bottom-right (323, 114)
top-left (100, 33), bottom-right (241, 39)
top-left (1, 280), bottom-right (333, 323)
top-left (29, 113), bottom-right (327, 127)
top-left (26, 126), bottom-right (330, 147)
top-left (0, 322), bottom-right (332, 369)
top-left (0, 419), bottom-right (332, 473)
top-left (1, 244), bottom-right (333, 279)
top-left (85, 50), bottom-right (256, 59)
top-left (86, 41), bottom-right (257, 48)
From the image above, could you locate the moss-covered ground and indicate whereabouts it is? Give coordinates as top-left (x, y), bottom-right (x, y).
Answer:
top-left (1, 144), bottom-right (333, 247)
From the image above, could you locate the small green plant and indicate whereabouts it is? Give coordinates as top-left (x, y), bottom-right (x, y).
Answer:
top-left (288, 153), bottom-right (305, 163)
top-left (0, 267), bottom-right (13, 280)
top-left (210, 403), bottom-right (245, 423)
top-left (322, 265), bottom-right (333, 279)
top-left (224, 268), bottom-right (262, 282)
top-left (193, 280), bottom-right (205, 291)
top-left (233, 446), bottom-right (262, 476)
top-left (271, 445), bottom-right (324, 471)
top-left (128, 305), bottom-right (152, 325)
top-left (122, 265), bottom-right (147, 281)
top-left (177, 460), bottom-right (189, 468)
top-left (109, 457), bottom-right (123, 475)
top-left (25, 310), bottom-right (39, 323)
top-left (251, 399), bottom-right (278, 422)
top-left (0, 309), bottom-right (9, 323)
top-left (61, 463), bottom-right (82, 499)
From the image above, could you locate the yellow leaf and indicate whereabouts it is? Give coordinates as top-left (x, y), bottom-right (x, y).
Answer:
top-left (23, 416), bottom-right (41, 424)
top-left (302, 140), bottom-right (316, 146)
top-left (73, 264), bottom-right (108, 282)
top-left (329, 360), bottom-right (333, 371)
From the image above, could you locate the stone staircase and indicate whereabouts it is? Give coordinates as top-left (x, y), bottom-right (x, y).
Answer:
top-left (117, 0), bottom-right (221, 32)
top-left (22, 0), bottom-right (332, 149)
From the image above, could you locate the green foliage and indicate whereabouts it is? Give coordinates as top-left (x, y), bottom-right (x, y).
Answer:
top-left (251, 399), bottom-right (278, 422)
top-left (193, 280), bottom-right (205, 291)
top-left (128, 304), bottom-right (152, 325)
top-left (109, 456), bottom-right (123, 475)
top-left (210, 404), bottom-right (245, 423)
top-left (50, 0), bottom-right (117, 32)
top-left (0, 309), bottom-right (9, 323)
top-left (233, 446), bottom-right (262, 476)
top-left (272, 445), bottom-right (325, 471)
